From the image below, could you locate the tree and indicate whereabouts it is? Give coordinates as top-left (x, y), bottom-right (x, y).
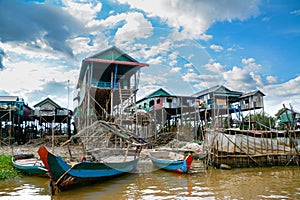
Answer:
top-left (275, 108), bottom-right (285, 120)
top-left (241, 111), bottom-right (276, 130)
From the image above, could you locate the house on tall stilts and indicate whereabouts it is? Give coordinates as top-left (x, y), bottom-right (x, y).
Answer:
top-left (134, 88), bottom-right (199, 142)
top-left (192, 85), bottom-right (300, 168)
top-left (73, 46), bottom-right (149, 134)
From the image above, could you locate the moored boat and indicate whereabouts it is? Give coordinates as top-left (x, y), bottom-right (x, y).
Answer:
top-left (38, 119), bottom-right (146, 195)
top-left (12, 154), bottom-right (47, 176)
top-left (38, 47), bottom-right (148, 195)
top-left (38, 144), bottom-right (141, 194)
top-left (148, 151), bottom-right (193, 173)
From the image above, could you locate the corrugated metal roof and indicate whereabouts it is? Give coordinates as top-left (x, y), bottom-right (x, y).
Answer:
top-left (33, 97), bottom-right (61, 108)
top-left (0, 96), bottom-right (19, 102)
top-left (239, 90), bottom-right (265, 99)
top-left (78, 46), bottom-right (149, 84)
top-left (193, 85), bottom-right (242, 97)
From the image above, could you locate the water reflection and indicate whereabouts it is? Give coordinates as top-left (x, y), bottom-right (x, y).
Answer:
top-left (0, 176), bottom-right (49, 200)
top-left (1, 166), bottom-right (300, 199)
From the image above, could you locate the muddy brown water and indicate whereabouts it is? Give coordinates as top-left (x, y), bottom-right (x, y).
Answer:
top-left (1, 161), bottom-right (300, 200)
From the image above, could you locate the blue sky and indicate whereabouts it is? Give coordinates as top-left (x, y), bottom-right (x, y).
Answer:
top-left (0, 0), bottom-right (299, 116)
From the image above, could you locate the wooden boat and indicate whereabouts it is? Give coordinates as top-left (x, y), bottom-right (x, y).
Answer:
top-left (37, 119), bottom-right (146, 195)
top-left (148, 151), bottom-right (193, 173)
top-left (38, 144), bottom-right (141, 194)
top-left (12, 154), bottom-right (47, 176)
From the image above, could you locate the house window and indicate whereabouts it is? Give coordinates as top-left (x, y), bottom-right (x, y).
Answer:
top-left (156, 99), bottom-right (160, 104)
top-left (149, 100), bottom-right (154, 107)
top-left (166, 98), bottom-right (172, 103)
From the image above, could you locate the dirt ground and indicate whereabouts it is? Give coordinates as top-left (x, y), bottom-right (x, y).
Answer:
top-left (0, 136), bottom-right (84, 158)
top-left (0, 135), bottom-right (204, 160)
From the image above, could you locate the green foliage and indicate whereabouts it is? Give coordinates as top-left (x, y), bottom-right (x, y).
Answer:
top-left (0, 155), bottom-right (21, 180)
top-left (242, 112), bottom-right (276, 130)
top-left (275, 108), bottom-right (285, 119)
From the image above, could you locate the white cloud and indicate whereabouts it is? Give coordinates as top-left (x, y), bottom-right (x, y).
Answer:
top-left (0, 50), bottom-right (78, 108)
top-left (193, 74), bottom-right (222, 89)
top-left (117, 0), bottom-right (260, 39)
top-left (262, 76), bottom-right (300, 116)
top-left (62, 0), bottom-right (102, 26)
top-left (140, 70), bottom-right (167, 85)
top-left (182, 72), bottom-right (200, 83)
top-left (199, 34), bottom-right (213, 41)
top-left (205, 59), bottom-right (225, 73)
top-left (241, 57), bottom-right (262, 72)
top-left (114, 12), bottom-right (153, 46)
top-left (290, 10), bottom-right (300, 16)
top-left (67, 37), bottom-right (94, 55)
top-left (184, 63), bottom-right (193, 68)
top-left (1, 41), bottom-right (62, 62)
top-left (223, 66), bottom-right (255, 91)
top-left (147, 56), bottom-right (163, 65)
top-left (266, 75), bottom-right (277, 83)
top-left (249, 71), bottom-right (264, 86)
top-left (221, 57), bottom-right (265, 91)
top-left (182, 72), bottom-right (220, 86)
top-left (264, 76), bottom-right (300, 98)
top-left (210, 44), bottom-right (224, 52)
top-left (170, 67), bottom-right (181, 73)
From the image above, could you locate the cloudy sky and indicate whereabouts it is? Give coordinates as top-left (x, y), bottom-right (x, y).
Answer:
top-left (0, 0), bottom-right (299, 116)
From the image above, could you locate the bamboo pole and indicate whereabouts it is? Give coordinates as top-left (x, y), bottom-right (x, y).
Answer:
top-left (123, 143), bottom-right (130, 162)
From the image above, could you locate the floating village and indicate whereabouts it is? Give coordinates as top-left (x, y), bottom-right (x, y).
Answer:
top-left (1, 46), bottom-right (300, 194)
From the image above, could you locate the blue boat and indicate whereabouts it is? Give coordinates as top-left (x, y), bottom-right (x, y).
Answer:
top-left (149, 151), bottom-right (193, 173)
top-left (12, 154), bottom-right (47, 176)
top-left (38, 144), bottom-right (142, 194)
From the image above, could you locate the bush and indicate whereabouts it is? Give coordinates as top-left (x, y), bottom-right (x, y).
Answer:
top-left (0, 155), bottom-right (21, 180)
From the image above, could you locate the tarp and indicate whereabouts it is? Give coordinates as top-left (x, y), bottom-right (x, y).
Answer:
top-left (206, 131), bottom-right (299, 154)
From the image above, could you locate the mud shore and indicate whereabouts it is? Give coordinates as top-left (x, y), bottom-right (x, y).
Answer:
top-left (0, 136), bottom-right (84, 158)
top-left (0, 143), bottom-right (84, 158)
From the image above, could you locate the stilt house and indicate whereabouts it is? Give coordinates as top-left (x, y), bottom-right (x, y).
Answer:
top-left (73, 46), bottom-right (149, 131)
top-left (32, 97), bottom-right (72, 138)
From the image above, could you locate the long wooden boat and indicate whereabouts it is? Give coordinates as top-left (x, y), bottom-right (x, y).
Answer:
top-left (12, 154), bottom-right (47, 176)
top-left (148, 151), bottom-right (193, 173)
top-left (38, 144), bottom-right (141, 194)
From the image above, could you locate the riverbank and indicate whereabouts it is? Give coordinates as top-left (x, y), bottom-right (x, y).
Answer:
top-left (0, 143), bottom-right (85, 158)
top-left (0, 154), bottom-right (21, 179)
top-left (0, 142), bottom-right (84, 180)
top-left (0, 136), bottom-right (84, 158)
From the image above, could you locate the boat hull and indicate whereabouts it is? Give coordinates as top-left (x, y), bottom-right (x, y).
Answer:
top-left (12, 154), bottom-right (47, 176)
top-left (149, 152), bottom-right (193, 173)
top-left (38, 145), bottom-right (139, 194)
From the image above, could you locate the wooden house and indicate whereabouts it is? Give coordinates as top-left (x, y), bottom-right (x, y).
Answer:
top-left (0, 96), bottom-right (33, 144)
top-left (73, 46), bottom-right (149, 131)
top-left (0, 96), bottom-right (32, 118)
top-left (278, 107), bottom-right (300, 129)
top-left (32, 97), bottom-right (72, 137)
top-left (136, 88), bottom-right (193, 111)
top-left (135, 88), bottom-right (198, 136)
top-left (238, 90), bottom-right (265, 111)
top-left (193, 85), bottom-right (242, 122)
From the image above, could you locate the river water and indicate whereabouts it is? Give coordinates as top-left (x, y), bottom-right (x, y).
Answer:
top-left (1, 161), bottom-right (300, 200)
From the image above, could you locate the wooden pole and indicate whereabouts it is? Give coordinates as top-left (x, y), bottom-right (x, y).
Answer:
top-left (52, 115), bottom-right (55, 153)
top-left (0, 118), bottom-right (2, 146)
top-left (221, 131), bottom-right (260, 166)
top-left (123, 143), bottom-right (130, 162)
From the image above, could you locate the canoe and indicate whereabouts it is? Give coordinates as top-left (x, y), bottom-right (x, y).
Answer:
top-left (38, 144), bottom-right (140, 194)
top-left (12, 154), bottom-right (47, 176)
top-left (149, 151), bottom-right (193, 173)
